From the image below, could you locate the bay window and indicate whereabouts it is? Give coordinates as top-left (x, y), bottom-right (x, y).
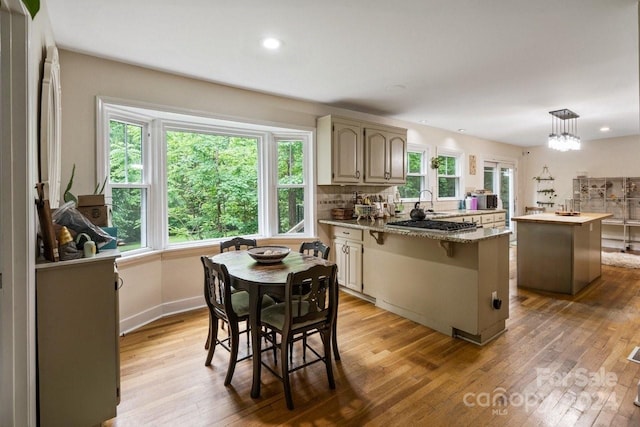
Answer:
top-left (98, 99), bottom-right (314, 254)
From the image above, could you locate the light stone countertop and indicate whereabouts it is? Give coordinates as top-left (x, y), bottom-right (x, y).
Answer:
top-left (511, 212), bottom-right (613, 225)
top-left (319, 209), bottom-right (511, 243)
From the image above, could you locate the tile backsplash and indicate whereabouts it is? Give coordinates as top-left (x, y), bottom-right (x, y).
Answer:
top-left (316, 185), bottom-right (460, 219)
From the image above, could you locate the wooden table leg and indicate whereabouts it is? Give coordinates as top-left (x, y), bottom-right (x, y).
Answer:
top-left (249, 290), bottom-right (262, 398)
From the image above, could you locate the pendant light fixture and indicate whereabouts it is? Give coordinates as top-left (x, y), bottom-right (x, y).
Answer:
top-left (548, 109), bottom-right (581, 151)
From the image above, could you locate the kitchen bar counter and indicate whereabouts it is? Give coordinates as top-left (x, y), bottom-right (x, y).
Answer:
top-left (512, 212), bottom-right (612, 295)
top-left (320, 210), bottom-right (510, 244)
top-left (319, 210), bottom-right (511, 345)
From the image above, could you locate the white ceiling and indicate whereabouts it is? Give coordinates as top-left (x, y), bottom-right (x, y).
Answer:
top-left (46, 0), bottom-right (639, 147)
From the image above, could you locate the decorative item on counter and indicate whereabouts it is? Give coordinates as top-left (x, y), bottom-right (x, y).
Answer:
top-left (58, 226), bottom-right (73, 245)
top-left (57, 226), bottom-right (82, 260)
top-left (331, 207), bottom-right (354, 220)
top-left (52, 201), bottom-right (115, 249)
top-left (465, 195), bottom-right (478, 210)
top-left (355, 204), bottom-right (376, 222)
top-left (83, 241), bottom-right (96, 258)
top-left (386, 195), bottom-right (396, 217)
top-left (555, 198), bottom-right (580, 216)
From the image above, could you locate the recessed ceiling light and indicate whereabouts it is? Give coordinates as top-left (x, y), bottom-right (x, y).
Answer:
top-left (419, 120), bottom-right (428, 124)
top-left (600, 126), bottom-right (610, 132)
top-left (385, 84), bottom-right (406, 91)
top-left (261, 37), bottom-right (281, 50)
top-left (458, 128), bottom-right (466, 133)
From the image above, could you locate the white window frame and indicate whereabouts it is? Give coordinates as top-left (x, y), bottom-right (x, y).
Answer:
top-left (97, 105), bottom-right (153, 256)
top-left (97, 97), bottom-right (315, 255)
top-left (271, 133), bottom-right (312, 236)
top-left (435, 148), bottom-right (463, 200)
top-left (399, 144), bottom-right (429, 202)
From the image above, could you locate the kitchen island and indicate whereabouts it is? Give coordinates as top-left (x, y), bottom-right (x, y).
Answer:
top-left (512, 212), bottom-right (612, 295)
top-left (320, 214), bottom-right (511, 345)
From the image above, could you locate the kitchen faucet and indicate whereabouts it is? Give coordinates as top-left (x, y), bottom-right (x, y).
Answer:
top-left (418, 189), bottom-right (434, 211)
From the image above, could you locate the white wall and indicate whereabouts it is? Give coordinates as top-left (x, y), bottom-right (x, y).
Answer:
top-left (1, 0), bottom-right (55, 425)
top-left (57, 50), bottom-right (528, 332)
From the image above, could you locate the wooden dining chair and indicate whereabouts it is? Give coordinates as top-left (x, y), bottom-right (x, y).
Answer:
top-left (220, 236), bottom-right (257, 252)
top-left (200, 256), bottom-right (274, 385)
top-left (259, 264), bottom-right (338, 410)
top-left (297, 240), bottom-right (340, 361)
top-left (299, 240), bottom-right (330, 259)
top-left (205, 237), bottom-right (258, 349)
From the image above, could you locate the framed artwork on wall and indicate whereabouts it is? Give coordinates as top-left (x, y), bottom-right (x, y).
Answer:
top-left (469, 154), bottom-right (476, 175)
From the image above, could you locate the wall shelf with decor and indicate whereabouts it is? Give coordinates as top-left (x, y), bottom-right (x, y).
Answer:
top-left (533, 166), bottom-right (557, 208)
top-left (572, 176), bottom-right (640, 251)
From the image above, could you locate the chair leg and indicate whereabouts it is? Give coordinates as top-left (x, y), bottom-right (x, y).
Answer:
top-left (224, 322), bottom-right (240, 386)
top-left (281, 336), bottom-right (294, 410)
top-left (205, 312), bottom-right (212, 350)
top-left (270, 331), bottom-right (277, 366)
top-left (322, 329), bottom-right (336, 390)
top-left (332, 317), bottom-right (341, 361)
top-left (205, 317), bottom-right (219, 366)
top-left (302, 332), bottom-right (308, 363)
top-left (246, 319), bottom-right (250, 351)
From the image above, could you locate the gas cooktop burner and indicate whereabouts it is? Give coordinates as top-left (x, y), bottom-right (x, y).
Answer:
top-left (386, 219), bottom-right (477, 233)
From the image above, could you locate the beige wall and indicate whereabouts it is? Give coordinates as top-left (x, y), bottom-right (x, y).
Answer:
top-left (57, 49), bottom-right (528, 332)
top-left (522, 135), bottom-right (640, 206)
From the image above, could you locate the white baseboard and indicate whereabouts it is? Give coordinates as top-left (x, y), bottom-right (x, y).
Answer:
top-left (119, 296), bottom-right (205, 335)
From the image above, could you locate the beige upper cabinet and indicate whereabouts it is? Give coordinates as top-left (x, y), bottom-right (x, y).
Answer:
top-left (317, 115), bottom-right (406, 186)
top-left (317, 115), bottom-right (363, 184)
top-left (363, 126), bottom-right (406, 184)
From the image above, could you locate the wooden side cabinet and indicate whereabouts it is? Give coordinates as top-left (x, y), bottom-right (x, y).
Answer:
top-left (36, 250), bottom-right (121, 427)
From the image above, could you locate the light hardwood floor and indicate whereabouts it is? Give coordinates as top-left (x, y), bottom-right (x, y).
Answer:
top-left (105, 249), bottom-right (640, 426)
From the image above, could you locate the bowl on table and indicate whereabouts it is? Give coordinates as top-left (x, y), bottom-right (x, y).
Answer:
top-left (247, 246), bottom-right (291, 264)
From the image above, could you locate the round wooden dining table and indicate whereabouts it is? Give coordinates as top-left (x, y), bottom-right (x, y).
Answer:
top-left (209, 249), bottom-right (336, 398)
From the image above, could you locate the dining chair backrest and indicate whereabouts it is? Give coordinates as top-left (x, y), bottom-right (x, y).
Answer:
top-left (201, 256), bottom-right (236, 320)
top-left (284, 264), bottom-right (337, 333)
top-left (220, 237), bottom-right (257, 252)
top-left (299, 240), bottom-right (330, 260)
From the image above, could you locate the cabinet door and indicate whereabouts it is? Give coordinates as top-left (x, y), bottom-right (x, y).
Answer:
top-left (387, 132), bottom-right (406, 184)
top-left (364, 128), bottom-right (388, 183)
top-left (333, 238), bottom-right (348, 287)
top-left (37, 258), bottom-right (119, 427)
top-left (345, 240), bottom-right (363, 292)
top-left (332, 121), bottom-right (363, 183)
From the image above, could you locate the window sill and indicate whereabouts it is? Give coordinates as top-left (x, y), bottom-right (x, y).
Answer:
top-left (116, 235), bottom-right (317, 265)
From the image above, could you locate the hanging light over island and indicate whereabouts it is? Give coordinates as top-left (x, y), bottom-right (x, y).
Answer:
top-left (548, 108), bottom-right (581, 151)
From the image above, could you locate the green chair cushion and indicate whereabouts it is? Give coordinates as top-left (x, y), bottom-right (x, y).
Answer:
top-left (261, 301), bottom-right (312, 331)
top-left (231, 291), bottom-right (275, 318)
